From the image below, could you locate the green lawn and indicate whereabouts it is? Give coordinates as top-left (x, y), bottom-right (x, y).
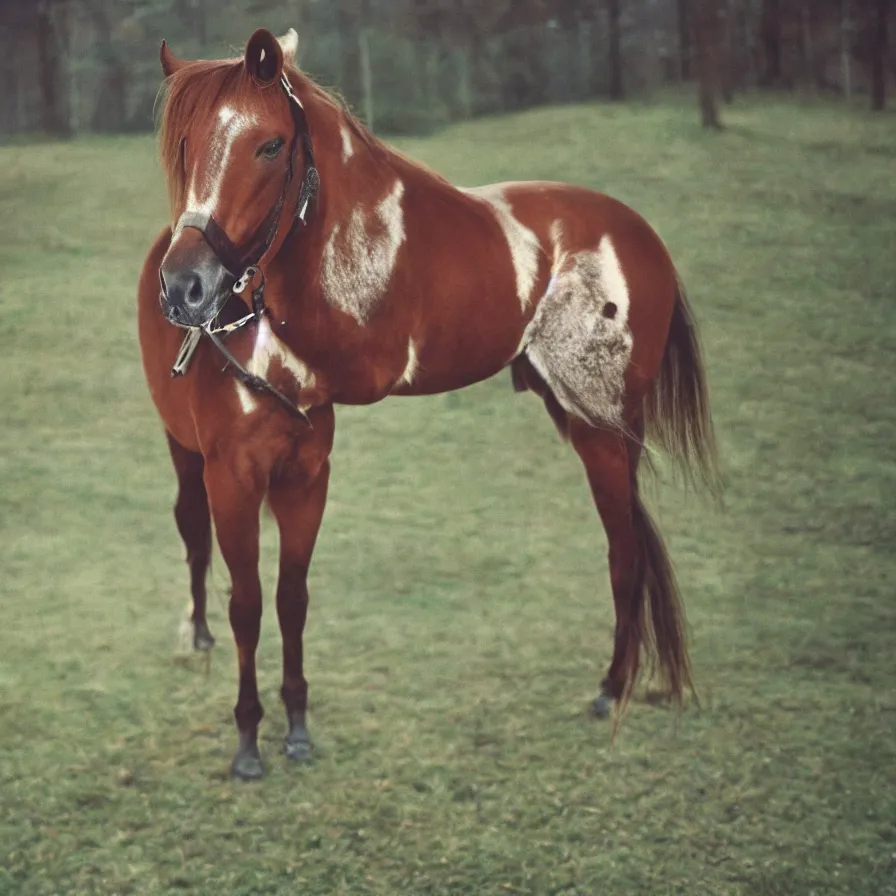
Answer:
top-left (1, 94), bottom-right (895, 895)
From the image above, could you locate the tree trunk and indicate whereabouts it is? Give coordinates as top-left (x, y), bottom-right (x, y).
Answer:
top-left (176, 0), bottom-right (206, 47)
top-left (37, 0), bottom-right (71, 137)
top-left (577, 17), bottom-right (593, 98)
top-left (720, 0), bottom-right (734, 102)
top-left (89, 1), bottom-right (128, 132)
top-left (800, 2), bottom-right (815, 91)
top-left (695, 0), bottom-right (722, 128)
top-left (678, 0), bottom-right (692, 80)
top-left (841, 0), bottom-right (852, 101)
top-left (871, 0), bottom-right (888, 110)
top-left (607, 0), bottom-right (623, 99)
top-left (358, 28), bottom-right (374, 130)
top-left (456, 46), bottom-right (472, 118)
top-left (760, 0), bottom-right (781, 85)
top-left (336, 5), bottom-right (361, 110)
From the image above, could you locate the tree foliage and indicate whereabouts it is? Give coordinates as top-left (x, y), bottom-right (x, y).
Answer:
top-left (0, 0), bottom-right (889, 138)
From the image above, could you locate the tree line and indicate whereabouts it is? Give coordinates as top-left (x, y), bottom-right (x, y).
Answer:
top-left (1, 0), bottom-right (891, 140)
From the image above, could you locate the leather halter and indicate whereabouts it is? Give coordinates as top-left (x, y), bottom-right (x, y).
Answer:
top-left (165, 74), bottom-right (319, 423)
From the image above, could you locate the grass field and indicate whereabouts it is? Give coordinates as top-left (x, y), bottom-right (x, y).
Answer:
top-left (1, 94), bottom-right (895, 895)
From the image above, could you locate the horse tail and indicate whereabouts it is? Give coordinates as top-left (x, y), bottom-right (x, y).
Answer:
top-left (644, 273), bottom-right (721, 498)
top-left (624, 482), bottom-right (694, 715)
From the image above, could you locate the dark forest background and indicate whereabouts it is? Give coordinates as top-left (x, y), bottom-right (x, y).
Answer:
top-left (1, 1), bottom-right (892, 137)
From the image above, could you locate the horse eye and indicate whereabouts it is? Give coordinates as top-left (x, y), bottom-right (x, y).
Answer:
top-left (258, 137), bottom-right (284, 160)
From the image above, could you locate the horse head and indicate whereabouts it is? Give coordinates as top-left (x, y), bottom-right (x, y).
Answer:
top-left (157, 28), bottom-right (313, 328)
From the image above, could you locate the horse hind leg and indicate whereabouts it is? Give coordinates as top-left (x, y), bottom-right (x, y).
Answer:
top-left (166, 433), bottom-right (215, 651)
top-left (568, 411), bottom-right (694, 722)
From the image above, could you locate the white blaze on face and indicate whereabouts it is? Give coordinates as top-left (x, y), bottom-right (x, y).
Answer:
top-left (182, 105), bottom-right (258, 222)
top-left (321, 180), bottom-right (406, 325)
top-left (340, 125), bottom-right (354, 163)
top-left (462, 185), bottom-right (540, 309)
top-left (235, 318), bottom-right (316, 414)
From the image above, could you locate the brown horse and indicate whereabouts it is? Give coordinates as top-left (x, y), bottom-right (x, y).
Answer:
top-left (138, 28), bottom-right (718, 779)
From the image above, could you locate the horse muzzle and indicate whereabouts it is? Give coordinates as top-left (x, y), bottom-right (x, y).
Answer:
top-left (159, 237), bottom-right (232, 329)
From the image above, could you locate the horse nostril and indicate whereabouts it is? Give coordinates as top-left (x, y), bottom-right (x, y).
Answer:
top-left (185, 273), bottom-right (204, 308)
top-left (162, 269), bottom-right (206, 311)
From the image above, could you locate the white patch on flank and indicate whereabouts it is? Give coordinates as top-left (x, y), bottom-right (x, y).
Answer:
top-left (521, 235), bottom-right (633, 427)
top-left (321, 180), bottom-right (406, 324)
top-left (595, 233), bottom-right (630, 325)
top-left (235, 318), bottom-right (316, 415)
top-left (399, 338), bottom-right (419, 386)
top-left (180, 105), bottom-right (258, 222)
top-left (462, 185), bottom-right (540, 309)
top-left (340, 125), bottom-right (354, 163)
top-left (550, 219), bottom-right (568, 275)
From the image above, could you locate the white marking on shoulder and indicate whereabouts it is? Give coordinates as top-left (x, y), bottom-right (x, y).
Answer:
top-left (462, 185), bottom-right (540, 309)
top-left (596, 234), bottom-right (630, 325)
top-left (340, 125), bottom-right (354, 163)
top-left (235, 318), bottom-right (316, 415)
top-left (399, 338), bottom-right (418, 386)
top-left (321, 180), bottom-right (406, 324)
top-left (236, 381), bottom-right (257, 414)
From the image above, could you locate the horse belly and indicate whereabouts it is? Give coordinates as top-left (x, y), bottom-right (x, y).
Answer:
top-left (393, 293), bottom-right (528, 396)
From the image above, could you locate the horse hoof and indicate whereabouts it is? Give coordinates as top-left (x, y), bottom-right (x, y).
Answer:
top-left (591, 694), bottom-right (614, 720)
top-left (193, 624), bottom-right (216, 651)
top-left (284, 736), bottom-right (313, 763)
top-left (230, 751), bottom-right (264, 780)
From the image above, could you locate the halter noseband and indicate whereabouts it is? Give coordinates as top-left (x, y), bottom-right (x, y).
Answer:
top-left (166, 74), bottom-right (319, 423)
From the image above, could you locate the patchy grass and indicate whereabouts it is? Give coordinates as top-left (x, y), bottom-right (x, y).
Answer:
top-left (1, 95), bottom-right (895, 895)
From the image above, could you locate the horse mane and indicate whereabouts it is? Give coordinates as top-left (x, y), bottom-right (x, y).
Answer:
top-left (156, 57), bottom-right (452, 221)
top-left (285, 66), bottom-right (455, 189)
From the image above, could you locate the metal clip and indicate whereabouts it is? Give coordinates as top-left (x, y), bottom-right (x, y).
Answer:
top-left (171, 327), bottom-right (202, 377)
top-left (280, 74), bottom-right (304, 109)
top-left (233, 266), bottom-right (258, 295)
top-left (297, 167), bottom-right (319, 224)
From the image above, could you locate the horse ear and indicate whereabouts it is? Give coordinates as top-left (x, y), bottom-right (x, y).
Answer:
top-left (277, 28), bottom-right (299, 65)
top-left (159, 40), bottom-right (186, 78)
top-left (245, 29), bottom-right (284, 85)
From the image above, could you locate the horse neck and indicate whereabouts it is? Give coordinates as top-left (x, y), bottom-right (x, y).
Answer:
top-left (306, 99), bottom-right (406, 236)
top-left (279, 82), bottom-right (426, 302)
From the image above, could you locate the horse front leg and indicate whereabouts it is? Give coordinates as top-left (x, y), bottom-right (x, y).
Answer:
top-left (203, 458), bottom-right (266, 780)
top-left (166, 433), bottom-right (215, 650)
top-left (266, 406), bottom-right (335, 763)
